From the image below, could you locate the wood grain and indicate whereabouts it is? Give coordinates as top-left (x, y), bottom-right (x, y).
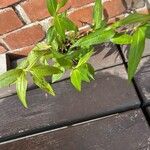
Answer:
top-left (0, 109), bottom-right (149, 150)
top-left (0, 65), bottom-right (140, 142)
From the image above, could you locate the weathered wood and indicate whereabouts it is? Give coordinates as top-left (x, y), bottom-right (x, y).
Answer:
top-left (0, 109), bottom-right (149, 150)
top-left (134, 56), bottom-right (150, 105)
top-left (146, 107), bottom-right (150, 119)
top-left (0, 65), bottom-right (140, 142)
top-left (0, 44), bottom-right (122, 99)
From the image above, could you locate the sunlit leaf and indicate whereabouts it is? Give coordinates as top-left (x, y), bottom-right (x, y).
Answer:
top-left (72, 28), bottom-right (115, 48)
top-left (0, 69), bottom-right (22, 88)
top-left (32, 73), bottom-right (55, 96)
top-left (56, 58), bottom-right (73, 68)
top-left (52, 65), bottom-right (65, 83)
top-left (46, 0), bottom-right (58, 16)
top-left (128, 26), bottom-right (146, 81)
top-left (111, 34), bottom-right (132, 44)
top-left (54, 16), bottom-right (66, 41)
top-left (113, 13), bottom-right (150, 28)
top-left (76, 50), bottom-right (93, 68)
top-left (145, 24), bottom-right (150, 39)
top-left (16, 71), bottom-right (28, 108)
top-left (57, 0), bottom-right (68, 11)
top-left (93, 0), bottom-right (103, 29)
top-left (71, 69), bottom-right (81, 91)
top-left (31, 65), bottom-right (62, 77)
top-left (78, 65), bottom-right (90, 82)
top-left (47, 26), bottom-right (56, 44)
top-left (27, 49), bottom-right (50, 70)
top-left (60, 16), bottom-right (78, 32)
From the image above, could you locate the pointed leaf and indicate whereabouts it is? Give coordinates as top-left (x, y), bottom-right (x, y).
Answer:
top-left (16, 72), bottom-right (28, 108)
top-left (72, 28), bottom-right (115, 48)
top-left (86, 63), bottom-right (95, 80)
top-left (52, 66), bottom-right (65, 83)
top-left (32, 74), bottom-right (55, 96)
top-left (47, 26), bottom-right (56, 44)
top-left (27, 49), bottom-right (50, 70)
top-left (111, 34), bottom-right (132, 44)
top-left (113, 13), bottom-right (150, 28)
top-left (54, 16), bottom-right (66, 41)
top-left (0, 69), bottom-right (22, 88)
top-left (128, 26), bottom-right (146, 81)
top-left (78, 65), bottom-right (90, 82)
top-left (31, 65), bottom-right (63, 77)
top-left (71, 69), bottom-right (81, 91)
top-left (145, 24), bottom-right (150, 38)
top-left (46, 0), bottom-right (58, 16)
top-left (76, 50), bottom-right (93, 68)
top-left (93, 0), bottom-right (103, 29)
top-left (57, 0), bottom-right (68, 10)
top-left (60, 16), bottom-right (78, 32)
top-left (56, 58), bottom-right (73, 68)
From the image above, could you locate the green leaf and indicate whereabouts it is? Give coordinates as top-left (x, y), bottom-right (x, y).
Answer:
top-left (93, 0), bottom-right (103, 29)
top-left (27, 48), bottom-right (51, 70)
top-left (32, 73), bottom-right (55, 96)
top-left (76, 50), bottom-right (93, 68)
top-left (46, 0), bottom-right (58, 16)
top-left (57, 0), bottom-right (68, 11)
top-left (52, 66), bottom-right (65, 83)
top-left (72, 28), bottom-right (115, 48)
top-left (128, 26), bottom-right (146, 81)
top-left (78, 65), bottom-right (90, 82)
top-left (113, 13), bottom-right (150, 28)
top-left (111, 34), bottom-right (132, 44)
top-left (60, 16), bottom-right (78, 32)
top-left (0, 69), bottom-right (22, 88)
top-left (145, 24), bottom-right (150, 38)
top-left (16, 71), bottom-right (28, 108)
top-left (17, 59), bottom-right (29, 69)
top-left (47, 26), bottom-right (56, 44)
top-left (54, 16), bottom-right (66, 41)
top-left (86, 63), bottom-right (95, 80)
top-left (71, 69), bottom-right (81, 91)
top-left (50, 48), bottom-right (64, 58)
top-left (56, 58), bottom-right (73, 68)
top-left (31, 65), bottom-right (63, 77)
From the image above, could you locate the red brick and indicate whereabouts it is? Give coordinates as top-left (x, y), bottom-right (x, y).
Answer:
top-left (69, 6), bottom-right (93, 27)
top-left (0, 45), bottom-right (7, 54)
top-left (103, 0), bottom-right (126, 18)
top-left (71, 0), bottom-right (94, 7)
top-left (0, 0), bottom-right (21, 9)
top-left (0, 8), bottom-right (23, 35)
top-left (21, 0), bottom-right (94, 21)
top-left (4, 25), bottom-right (45, 50)
top-left (21, 0), bottom-right (49, 22)
top-left (8, 45), bottom-right (34, 59)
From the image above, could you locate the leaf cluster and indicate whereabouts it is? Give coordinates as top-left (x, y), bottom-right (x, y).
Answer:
top-left (0, 0), bottom-right (150, 107)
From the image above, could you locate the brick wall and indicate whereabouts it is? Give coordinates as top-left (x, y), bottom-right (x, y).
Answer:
top-left (0, 0), bottom-right (149, 59)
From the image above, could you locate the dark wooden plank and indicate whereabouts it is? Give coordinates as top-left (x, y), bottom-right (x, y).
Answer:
top-left (0, 65), bottom-right (140, 141)
top-left (120, 40), bottom-right (150, 105)
top-left (146, 107), bottom-right (150, 119)
top-left (0, 44), bottom-right (122, 99)
top-left (134, 56), bottom-right (150, 105)
top-left (0, 109), bottom-right (149, 150)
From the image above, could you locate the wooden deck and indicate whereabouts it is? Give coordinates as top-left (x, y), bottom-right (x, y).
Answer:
top-left (0, 42), bottom-right (150, 150)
